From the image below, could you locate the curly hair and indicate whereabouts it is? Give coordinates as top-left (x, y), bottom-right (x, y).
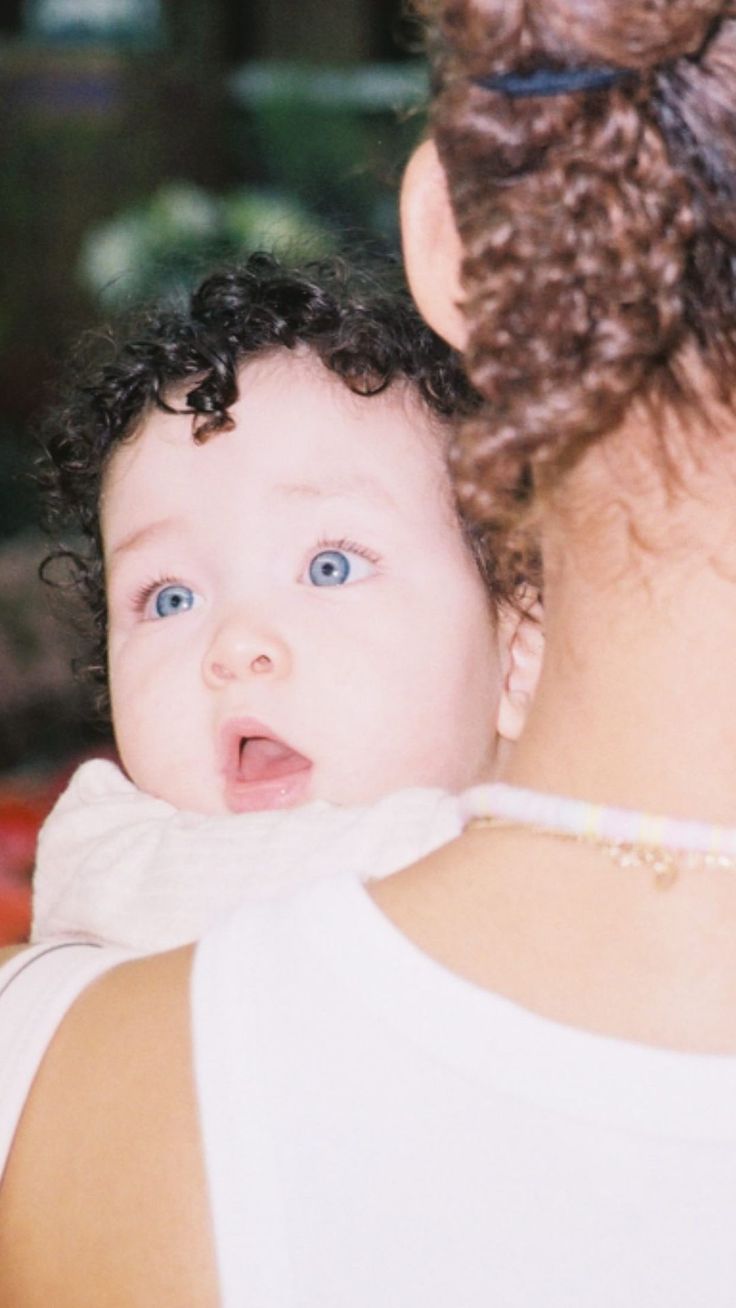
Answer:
top-left (38, 251), bottom-right (489, 710)
top-left (414, 0), bottom-right (736, 583)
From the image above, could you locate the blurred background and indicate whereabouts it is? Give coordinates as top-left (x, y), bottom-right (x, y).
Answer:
top-left (0, 0), bottom-right (427, 941)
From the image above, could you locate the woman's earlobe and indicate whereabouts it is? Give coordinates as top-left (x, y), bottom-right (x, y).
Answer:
top-left (400, 138), bottom-right (467, 350)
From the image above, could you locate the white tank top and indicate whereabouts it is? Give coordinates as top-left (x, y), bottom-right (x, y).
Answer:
top-left (193, 873), bottom-right (736, 1307)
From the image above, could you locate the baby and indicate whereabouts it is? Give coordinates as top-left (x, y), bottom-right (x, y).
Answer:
top-left (32, 254), bottom-right (542, 951)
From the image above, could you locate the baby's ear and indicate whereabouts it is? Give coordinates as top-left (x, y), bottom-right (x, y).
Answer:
top-left (496, 595), bottom-right (545, 743)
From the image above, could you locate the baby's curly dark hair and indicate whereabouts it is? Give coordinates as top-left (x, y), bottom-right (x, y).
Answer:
top-left (38, 251), bottom-right (491, 709)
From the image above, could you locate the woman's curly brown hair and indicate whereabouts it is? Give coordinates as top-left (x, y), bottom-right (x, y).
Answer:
top-left (38, 252), bottom-right (487, 711)
top-left (414, 0), bottom-right (736, 583)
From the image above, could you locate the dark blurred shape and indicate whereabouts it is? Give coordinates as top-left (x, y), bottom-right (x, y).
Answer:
top-left (0, 533), bottom-right (110, 774)
top-left (0, 26), bottom-right (229, 432)
top-left (0, 430), bottom-right (37, 541)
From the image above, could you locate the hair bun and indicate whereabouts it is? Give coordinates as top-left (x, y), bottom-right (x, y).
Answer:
top-left (543, 0), bottom-right (726, 70)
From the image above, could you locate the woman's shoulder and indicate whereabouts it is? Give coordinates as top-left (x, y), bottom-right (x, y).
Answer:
top-left (0, 944), bottom-right (219, 1307)
top-left (0, 869), bottom-right (401, 1307)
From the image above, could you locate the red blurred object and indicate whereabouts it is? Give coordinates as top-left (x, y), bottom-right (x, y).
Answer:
top-left (0, 878), bottom-right (32, 944)
top-left (0, 751), bottom-right (118, 945)
top-left (0, 791), bottom-right (50, 945)
top-left (0, 794), bottom-right (48, 876)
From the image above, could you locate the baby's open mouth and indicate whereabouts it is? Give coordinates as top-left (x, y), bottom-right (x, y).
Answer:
top-left (237, 735), bottom-right (312, 784)
top-left (221, 721), bottom-right (313, 813)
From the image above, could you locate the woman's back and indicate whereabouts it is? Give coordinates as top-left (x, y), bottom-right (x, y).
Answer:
top-left (5, 838), bottom-right (736, 1305)
top-left (193, 867), bottom-right (736, 1305)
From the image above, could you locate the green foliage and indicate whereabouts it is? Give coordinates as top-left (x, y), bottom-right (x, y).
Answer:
top-left (78, 181), bottom-right (335, 305)
top-left (229, 62), bottom-right (428, 246)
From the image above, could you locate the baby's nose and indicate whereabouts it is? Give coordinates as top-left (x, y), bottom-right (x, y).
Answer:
top-left (203, 615), bottom-right (292, 686)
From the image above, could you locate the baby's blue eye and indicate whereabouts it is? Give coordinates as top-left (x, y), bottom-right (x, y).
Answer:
top-left (307, 549), bottom-right (373, 587)
top-left (309, 550), bottom-right (350, 586)
top-left (153, 584), bottom-right (196, 618)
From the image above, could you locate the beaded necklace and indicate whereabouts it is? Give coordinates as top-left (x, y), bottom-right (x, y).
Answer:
top-left (461, 783), bottom-right (736, 888)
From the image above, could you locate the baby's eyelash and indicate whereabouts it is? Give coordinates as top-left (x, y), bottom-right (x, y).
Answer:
top-left (314, 537), bottom-right (382, 566)
top-left (129, 574), bottom-right (181, 615)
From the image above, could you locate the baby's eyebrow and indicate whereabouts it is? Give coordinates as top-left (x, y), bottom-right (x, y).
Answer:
top-left (106, 477), bottom-right (397, 565)
top-left (273, 475), bottom-right (396, 509)
top-left (106, 517), bottom-right (180, 564)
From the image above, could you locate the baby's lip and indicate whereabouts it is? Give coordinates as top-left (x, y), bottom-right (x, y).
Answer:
top-left (220, 718), bottom-right (313, 813)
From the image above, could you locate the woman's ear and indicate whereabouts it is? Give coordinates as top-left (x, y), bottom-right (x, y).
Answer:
top-left (496, 598), bottom-right (545, 744)
top-left (400, 138), bottom-right (467, 350)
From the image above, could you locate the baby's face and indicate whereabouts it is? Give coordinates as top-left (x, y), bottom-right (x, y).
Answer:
top-left (102, 351), bottom-right (505, 814)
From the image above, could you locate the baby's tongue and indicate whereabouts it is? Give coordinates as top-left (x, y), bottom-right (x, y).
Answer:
top-left (239, 737), bottom-right (311, 782)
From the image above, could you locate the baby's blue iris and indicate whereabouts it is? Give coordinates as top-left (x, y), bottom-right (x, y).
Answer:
top-left (308, 550), bottom-right (351, 586)
top-left (154, 584), bottom-right (195, 617)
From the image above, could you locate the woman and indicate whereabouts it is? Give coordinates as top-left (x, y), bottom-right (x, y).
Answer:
top-left (3, 1), bottom-right (736, 1302)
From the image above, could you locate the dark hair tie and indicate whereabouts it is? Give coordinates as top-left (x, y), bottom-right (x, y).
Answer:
top-left (474, 67), bottom-right (634, 98)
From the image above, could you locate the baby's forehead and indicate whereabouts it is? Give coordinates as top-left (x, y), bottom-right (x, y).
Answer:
top-left (135, 347), bottom-right (451, 469)
top-left (103, 348), bottom-right (456, 527)
top-left (237, 346), bottom-right (447, 427)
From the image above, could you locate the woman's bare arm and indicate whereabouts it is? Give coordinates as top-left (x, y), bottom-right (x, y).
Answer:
top-left (0, 946), bottom-right (219, 1307)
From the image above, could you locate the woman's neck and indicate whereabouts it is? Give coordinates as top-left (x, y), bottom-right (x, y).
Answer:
top-left (375, 405), bottom-right (736, 1052)
top-left (375, 447), bottom-right (736, 1049)
top-left (507, 417), bottom-right (736, 825)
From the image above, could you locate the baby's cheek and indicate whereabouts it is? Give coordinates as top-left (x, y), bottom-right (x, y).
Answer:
top-left (109, 673), bottom-right (161, 779)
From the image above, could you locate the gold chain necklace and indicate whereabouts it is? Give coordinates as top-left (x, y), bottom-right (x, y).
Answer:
top-left (462, 784), bottom-right (736, 889)
top-left (467, 816), bottom-right (736, 888)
